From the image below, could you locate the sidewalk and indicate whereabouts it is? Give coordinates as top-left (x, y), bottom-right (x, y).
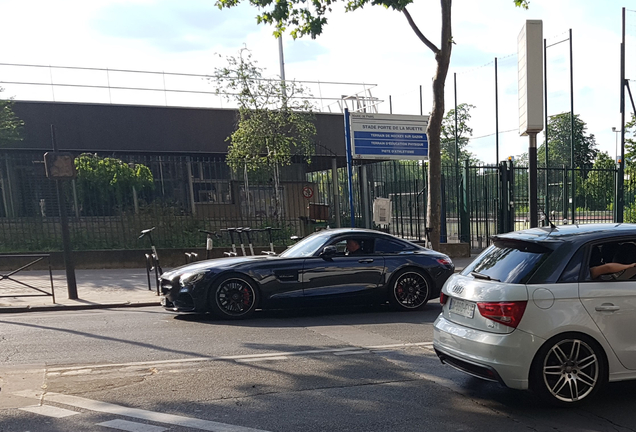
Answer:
top-left (0, 269), bottom-right (162, 313)
top-left (0, 256), bottom-right (476, 313)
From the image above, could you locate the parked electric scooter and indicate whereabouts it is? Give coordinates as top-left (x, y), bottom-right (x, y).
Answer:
top-left (139, 227), bottom-right (162, 295)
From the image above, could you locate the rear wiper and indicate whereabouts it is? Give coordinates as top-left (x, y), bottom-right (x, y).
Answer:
top-left (471, 271), bottom-right (500, 282)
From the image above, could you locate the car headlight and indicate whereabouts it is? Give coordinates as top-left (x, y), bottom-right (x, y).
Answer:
top-left (179, 271), bottom-right (206, 287)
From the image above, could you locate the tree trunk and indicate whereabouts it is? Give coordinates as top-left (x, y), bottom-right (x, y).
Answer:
top-left (427, 0), bottom-right (453, 251)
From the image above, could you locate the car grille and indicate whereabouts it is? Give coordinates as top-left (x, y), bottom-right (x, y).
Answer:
top-left (160, 278), bottom-right (177, 296)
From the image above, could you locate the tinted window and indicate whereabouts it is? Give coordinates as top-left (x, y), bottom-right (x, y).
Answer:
top-left (558, 246), bottom-right (585, 283)
top-left (374, 238), bottom-right (411, 254)
top-left (329, 238), bottom-right (373, 255)
top-left (462, 240), bottom-right (551, 284)
top-left (279, 232), bottom-right (330, 257)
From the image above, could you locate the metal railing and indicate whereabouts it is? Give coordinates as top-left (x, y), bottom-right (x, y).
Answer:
top-left (0, 149), bottom-right (627, 253)
top-left (0, 254), bottom-right (55, 303)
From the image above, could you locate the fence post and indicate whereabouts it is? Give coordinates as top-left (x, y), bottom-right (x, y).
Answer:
top-left (562, 165), bottom-right (568, 223)
top-left (187, 158), bottom-right (196, 216)
top-left (331, 157), bottom-right (341, 228)
top-left (498, 162), bottom-right (506, 234)
top-left (361, 164), bottom-right (371, 228)
top-left (440, 174), bottom-right (447, 243)
top-left (508, 159), bottom-right (515, 231)
top-left (498, 160), bottom-right (515, 234)
top-left (460, 160), bottom-right (470, 243)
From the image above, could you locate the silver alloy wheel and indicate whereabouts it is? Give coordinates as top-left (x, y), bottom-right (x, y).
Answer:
top-left (216, 278), bottom-right (256, 317)
top-left (393, 271), bottom-right (429, 309)
top-left (542, 338), bottom-right (599, 403)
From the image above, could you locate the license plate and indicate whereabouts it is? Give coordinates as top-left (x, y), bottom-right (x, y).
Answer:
top-left (160, 296), bottom-right (167, 306)
top-left (449, 297), bottom-right (475, 319)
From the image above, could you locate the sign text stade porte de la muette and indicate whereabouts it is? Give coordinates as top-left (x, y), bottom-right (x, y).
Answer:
top-left (349, 113), bottom-right (429, 160)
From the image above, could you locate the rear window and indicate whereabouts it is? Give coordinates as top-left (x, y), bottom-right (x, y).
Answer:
top-left (461, 240), bottom-right (551, 284)
top-left (374, 238), bottom-right (415, 254)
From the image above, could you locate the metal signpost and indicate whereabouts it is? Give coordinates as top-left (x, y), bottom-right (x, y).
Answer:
top-left (518, 20), bottom-right (544, 229)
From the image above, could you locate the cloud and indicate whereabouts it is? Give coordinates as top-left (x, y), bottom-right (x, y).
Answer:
top-left (284, 40), bottom-right (329, 64)
top-left (91, 0), bottom-right (262, 52)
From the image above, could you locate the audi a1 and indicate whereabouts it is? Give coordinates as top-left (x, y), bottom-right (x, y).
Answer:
top-left (434, 223), bottom-right (636, 406)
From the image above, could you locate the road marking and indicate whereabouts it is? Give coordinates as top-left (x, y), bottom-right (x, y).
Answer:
top-left (45, 342), bottom-right (434, 373)
top-left (235, 356), bottom-right (289, 363)
top-left (307, 325), bottom-right (405, 347)
top-left (97, 419), bottom-right (168, 432)
top-left (20, 404), bottom-right (79, 418)
top-left (333, 350), bottom-right (372, 356)
top-left (16, 392), bottom-right (271, 432)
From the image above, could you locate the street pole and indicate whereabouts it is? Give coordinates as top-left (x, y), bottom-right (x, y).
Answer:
top-left (50, 125), bottom-right (78, 299)
top-left (617, 7), bottom-right (626, 223)
top-left (543, 38), bottom-right (549, 221)
top-left (569, 29), bottom-right (575, 225)
top-left (529, 133), bottom-right (538, 227)
top-left (344, 109), bottom-right (355, 228)
top-left (278, 35), bottom-right (286, 101)
top-left (495, 57), bottom-right (499, 165)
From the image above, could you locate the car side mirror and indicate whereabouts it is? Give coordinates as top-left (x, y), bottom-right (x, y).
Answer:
top-left (320, 246), bottom-right (337, 258)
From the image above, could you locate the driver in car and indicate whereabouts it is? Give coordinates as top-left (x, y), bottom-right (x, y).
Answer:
top-left (590, 243), bottom-right (636, 280)
top-left (346, 239), bottom-right (362, 255)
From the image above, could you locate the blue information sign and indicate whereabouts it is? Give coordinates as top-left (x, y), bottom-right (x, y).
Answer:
top-left (349, 113), bottom-right (429, 160)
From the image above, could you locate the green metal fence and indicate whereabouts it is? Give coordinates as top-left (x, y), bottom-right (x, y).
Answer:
top-left (0, 150), bottom-right (625, 253)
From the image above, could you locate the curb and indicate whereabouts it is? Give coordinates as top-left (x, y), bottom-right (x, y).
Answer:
top-left (0, 301), bottom-right (161, 314)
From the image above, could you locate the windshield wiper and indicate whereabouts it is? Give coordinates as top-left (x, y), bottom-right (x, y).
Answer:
top-left (471, 271), bottom-right (500, 282)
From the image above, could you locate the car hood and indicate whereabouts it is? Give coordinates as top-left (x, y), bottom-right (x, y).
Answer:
top-left (161, 255), bottom-right (278, 279)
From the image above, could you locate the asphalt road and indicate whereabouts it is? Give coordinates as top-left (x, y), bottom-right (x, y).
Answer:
top-left (1, 305), bottom-right (636, 432)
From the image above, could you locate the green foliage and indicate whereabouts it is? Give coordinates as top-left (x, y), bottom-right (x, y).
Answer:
top-left (624, 112), bottom-right (636, 163)
top-left (215, 0), bottom-right (529, 39)
top-left (538, 113), bottom-right (598, 168)
top-left (74, 154), bottom-right (154, 215)
top-left (584, 152), bottom-right (616, 211)
top-left (0, 87), bottom-right (24, 146)
top-left (624, 200), bottom-right (636, 224)
top-left (214, 49), bottom-right (317, 174)
top-left (441, 103), bottom-right (479, 164)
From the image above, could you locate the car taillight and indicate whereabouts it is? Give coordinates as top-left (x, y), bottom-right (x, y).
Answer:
top-left (440, 292), bottom-right (448, 305)
top-left (477, 301), bottom-right (527, 328)
top-left (436, 257), bottom-right (453, 266)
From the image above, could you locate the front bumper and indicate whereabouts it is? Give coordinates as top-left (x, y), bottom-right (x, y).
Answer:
top-left (160, 277), bottom-right (200, 312)
top-left (160, 293), bottom-right (196, 312)
top-left (433, 315), bottom-right (545, 390)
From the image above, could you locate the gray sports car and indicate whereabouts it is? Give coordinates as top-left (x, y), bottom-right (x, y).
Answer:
top-left (160, 228), bottom-right (454, 319)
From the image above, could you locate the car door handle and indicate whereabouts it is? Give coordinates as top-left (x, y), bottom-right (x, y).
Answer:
top-left (595, 304), bottom-right (620, 312)
top-left (358, 259), bottom-right (374, 263)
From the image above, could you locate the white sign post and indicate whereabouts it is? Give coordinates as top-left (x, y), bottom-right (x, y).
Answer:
top-left (518, 19), bottom-right (544, 228)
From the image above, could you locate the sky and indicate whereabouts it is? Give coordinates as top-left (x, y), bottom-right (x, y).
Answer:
top-left (0, 0), bottom-right (635, 164)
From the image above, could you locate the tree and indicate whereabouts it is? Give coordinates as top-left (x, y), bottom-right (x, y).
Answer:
top-left (74, 154), bottom-right (154, 216)
top-left (213, 49), bottom-right (317, 220)
top-left (538, 113), bottom-right (598, 169)
top-left (441, 103), bottom-right (477, 164)
top-left (214, 0), bottom-right (529, 249)
top-left (584, 152), bottom-right (615, 211)
top-left (0, 87), bottom-right (24, 146)
top-left (624, 112), bottom-right (636, 163)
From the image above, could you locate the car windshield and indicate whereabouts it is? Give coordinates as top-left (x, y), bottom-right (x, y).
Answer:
top-left (462, 240), bottom-right (551, 284)
top-left (279, 232), bottom-right (330, 258)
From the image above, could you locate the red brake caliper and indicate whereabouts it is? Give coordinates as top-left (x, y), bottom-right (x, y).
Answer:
top-left (242, 288), bottom-right (251, 306)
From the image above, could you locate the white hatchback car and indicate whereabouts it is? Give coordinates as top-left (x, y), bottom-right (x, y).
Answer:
top-left (433, 223), bottom-right (636, 407)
